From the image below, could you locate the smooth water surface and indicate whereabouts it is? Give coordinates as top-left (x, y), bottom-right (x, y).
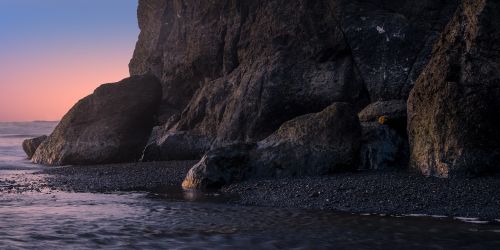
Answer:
top-left (0, 121), bottom-right (57, 170)
top-left (1, 122), bottom-right (500, 249)
top-left (1, 188), bottom-right (500, 249)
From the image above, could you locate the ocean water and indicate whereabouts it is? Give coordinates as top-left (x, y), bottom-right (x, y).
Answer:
top-left (0, 121), bottom-right (57, 170)
top-left (1, 122), bottom-right (500, 249)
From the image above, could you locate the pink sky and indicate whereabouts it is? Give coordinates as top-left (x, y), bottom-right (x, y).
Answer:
top-left (0, 47), bottom-right (133, 122)
top-left (0, 0), bottom-right (138, 122)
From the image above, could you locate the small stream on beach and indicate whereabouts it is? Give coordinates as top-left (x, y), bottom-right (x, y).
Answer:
top-left (1, 122), bottom-right (500, 249)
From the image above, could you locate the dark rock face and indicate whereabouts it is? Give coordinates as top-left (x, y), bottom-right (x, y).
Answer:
top-left (333, 0), bottom-right (458, 101)
top-left (130, 0), bottom-right (457, 148)
top-left (182, 143), bottom-right (256, 190)
top-left (408, 0), bottom-right (500, 177)
top-left (358, 100), bottom-right (408, 136)
top-left (141, 130), bottom-right (212, 161)
top-left (32, 75), bottom-right (162, 166)
top-left (183, 103), bottom-right (361, 189)
top-left (255, 103), bottom-right (362, 176)
top-left (22, 135), bottom-right (47, 159)
top-left (359, 122), bottom-right (408, 170)
top-left (358, 100), bottom-right (407, 123)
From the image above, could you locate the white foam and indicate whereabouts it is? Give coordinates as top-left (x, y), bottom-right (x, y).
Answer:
top-left (406, 214), bottom-right (427, 217)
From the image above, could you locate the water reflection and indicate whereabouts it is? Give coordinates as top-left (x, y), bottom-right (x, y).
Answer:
top-left (1, 188), bottom-right (499, 249)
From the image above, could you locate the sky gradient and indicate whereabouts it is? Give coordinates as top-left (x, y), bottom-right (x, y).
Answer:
top-left (0, 0), bottom-right (139, 121)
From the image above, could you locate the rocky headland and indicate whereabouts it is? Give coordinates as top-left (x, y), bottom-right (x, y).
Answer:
top-left (22, 0), bottom-right (500, 218)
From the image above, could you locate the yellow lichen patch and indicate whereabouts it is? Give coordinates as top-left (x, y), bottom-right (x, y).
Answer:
top-left (378, 116), bottom-right (387, 125)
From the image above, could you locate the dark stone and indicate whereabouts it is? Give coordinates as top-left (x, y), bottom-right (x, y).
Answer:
top-left (408, 0), bottom-right (500, 177)
top-left (130, 0), bottom-right (457, 147)
top-left (255, 102), bottom-right (362, 176)
top-left (309, 192), bottom-right (320, 198)
top-left (182, 143), bottom-right (256, 190)
top-left (22, 135), bottom-right (47, 159)
top-left (141, 130), bottom-right (212, 161)
top-left (359, 122), bottom-right (408, 170)
top-left (358, 100), bottom-right (407, 123)
top-left (183, 103), bottom-right (362, 189)
top-left (358, 100), bottom-right (408, 137)
top-left (32, 75), bottom-right (162, 166)
top-left (333, 0), bottom-right (458, 101)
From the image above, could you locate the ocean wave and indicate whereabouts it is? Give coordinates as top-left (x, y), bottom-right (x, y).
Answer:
top-left (0, 134), bottom-right (43, 139)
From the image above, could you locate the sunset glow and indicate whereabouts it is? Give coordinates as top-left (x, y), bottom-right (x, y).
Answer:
top-left (0, 0), bottom-right (138, 121)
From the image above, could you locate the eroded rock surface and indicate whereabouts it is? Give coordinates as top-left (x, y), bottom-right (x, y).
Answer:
top-left (141, 130), bottom-right (212, 161)
top-left (358, 100), bottom-right (407, 123)
top-left (131, 0), bottom-right (457, 148)
top-left (333, 0), bottom-right (458, 101)
top-left (408, 0), bottom-right (500, 177)
top-left (32, 75), bottom-right (162, 166)
top-left (22, 135), bottom-right (47, 159)
top-left (183, 103), bottom-right (361, 189)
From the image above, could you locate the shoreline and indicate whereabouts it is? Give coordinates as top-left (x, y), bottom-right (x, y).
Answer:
top-left (222, 172), bottom-right (500, 221)
top-left (5, 161), bottom-right (499, 221)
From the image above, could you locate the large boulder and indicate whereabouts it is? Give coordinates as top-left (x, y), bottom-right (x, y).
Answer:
top-left (141, 130), bottom-right (212, 161)
top-left (408, 0), bottom-right (500, 177)
top-left (32, 75), bottom-right (162, 165)
top-left (22, 135), bottom-right (47, 159)
top-left (182, 103), bottom-right (361, 189)
top-left (130, 0), bottom-right (457, 148)
top-left (182, 143), bottom-right (256, 190)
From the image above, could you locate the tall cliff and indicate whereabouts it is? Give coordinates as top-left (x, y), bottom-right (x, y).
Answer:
top-left (129, 0), bottom-right (458, 149)
top-left (29, 0), bottom-right (499, 181)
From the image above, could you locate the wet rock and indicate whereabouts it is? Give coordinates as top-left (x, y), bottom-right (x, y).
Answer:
top-left (141, 131), bottom-right (212, 161)
top-left (408, 0), bottom-right (500, 177)
top-left (32, 75), bottom-right (162, 166)
top-left (22, 135), bottom-right (47, 159)
top-left (359, 122), bottom-right (408, 170)
top-left (183, 103), bottom-right (361, 189)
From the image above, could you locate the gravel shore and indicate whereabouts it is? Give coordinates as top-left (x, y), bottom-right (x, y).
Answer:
top-left (40, 161), bottom-right (197, 192)
top-left (222, 171), bottom-right (500, 220)
top-left (6, 161), bottom-right (498, 220)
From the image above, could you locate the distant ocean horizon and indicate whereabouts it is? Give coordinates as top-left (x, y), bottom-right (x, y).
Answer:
top-left (0, 121), bottom-right (58, 169)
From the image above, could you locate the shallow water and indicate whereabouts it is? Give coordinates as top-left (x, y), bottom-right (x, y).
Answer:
top-left (0, 121), bottom-right (57, 170)
top-left (1, 186), bottom-right (500, 249)
top-left (1, 122), bottom-right (500, 249)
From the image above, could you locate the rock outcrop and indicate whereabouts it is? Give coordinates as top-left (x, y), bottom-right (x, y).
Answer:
top-left (22, 135), bottom-right (47, 159)
top-left (141, 130), bottom-right (212, 161)
top-left (333, 0), bottom-right (458, 101)
top-left (358, 100), bottom-right (407, 123)
top-left (182, 143), bottom-right (256, 190)
top-left (130, 0), bottom-right (458, 150)
top-left (408, 0), bottom-right (500, 177)
top-left (183, 103), bottom-right (361, 189)
top-left (32, 75), bottom-right (162, 165)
